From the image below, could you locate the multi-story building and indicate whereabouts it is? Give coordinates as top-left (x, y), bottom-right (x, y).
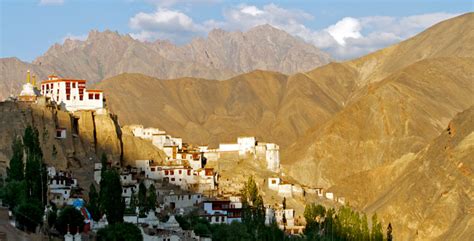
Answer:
top-left (40, 75), bottom-right (104, 112)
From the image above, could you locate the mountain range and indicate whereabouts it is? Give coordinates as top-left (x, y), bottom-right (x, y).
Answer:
top-left (94, 13), bottom-right (474, 240)
top-left (0, 24), bottom-right (331, 101)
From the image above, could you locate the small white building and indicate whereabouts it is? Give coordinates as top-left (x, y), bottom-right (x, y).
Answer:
top-left (265, 143), bottom-right (280, 172)
top-left (237, 137), bottom-right (256, 157)
top-left (163, 191), bottom-right (202, 210)
top-left (268, 177), bottom-right (280, 191)
top-left (325, 192), bottom-right (334, 200)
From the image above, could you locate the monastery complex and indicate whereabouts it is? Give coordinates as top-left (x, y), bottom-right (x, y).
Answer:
top-left (9, 71), bottom-right (346, 239)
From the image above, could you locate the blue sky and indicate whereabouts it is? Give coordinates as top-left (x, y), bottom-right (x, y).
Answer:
top-left (0, 0), bottom-right (471, 61)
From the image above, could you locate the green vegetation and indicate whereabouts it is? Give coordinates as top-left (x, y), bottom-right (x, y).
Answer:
top-left (304, 203), bottom-right (388, 241)
top-left (87, 184), bottom-right (101, 222)
top-left (99, 168), bottom-right (125, 224)
top-left (55, 206), bottom-right (85, 235)
top-left (97, 222), bottom-right (143, 241)
top-left (0, 125), bottom-right (47, 232)
top-left (146, 184), bottom-right (157, 212)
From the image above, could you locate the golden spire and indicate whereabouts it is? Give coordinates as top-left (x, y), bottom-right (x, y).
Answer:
top-left (32, 75), bottom-right (36, 86)
top-left (26, 70), bottom-right (31, 84)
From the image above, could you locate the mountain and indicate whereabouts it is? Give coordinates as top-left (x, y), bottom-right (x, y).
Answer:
top-left (0, 24), bottom-right (331, 101)
top-left (96, 65), bottom-right (355, 148)
top-left (96, 13), bottom-right (473, 152)
top-left (330, 106), bottom-right (474, 241)
top-left (285, 57), bottom-right (474, 187)
top-left (0, 57), bottom-right (54, 101)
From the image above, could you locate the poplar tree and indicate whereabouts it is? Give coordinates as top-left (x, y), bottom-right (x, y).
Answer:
top-left (6, 137), bottom-right (24, 182)
top-left (146, 184), bottom-right (157, 212)
top-left (138, 182), bottom-right (147, 214)
top-left (99, 169), bottom-right (124, 224)
top-left (87, 184), bottom-right (101, 222)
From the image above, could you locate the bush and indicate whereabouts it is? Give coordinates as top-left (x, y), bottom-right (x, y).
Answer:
top-left (14, 201), bottom-right (44, 232)
top-left (97, 222), bottom-right (143, 241)
top-left (55, 206), bottom-right (85, 235)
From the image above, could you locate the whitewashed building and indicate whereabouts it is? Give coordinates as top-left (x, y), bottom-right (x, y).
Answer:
top-left (40, 75), bottom-right (104, 112)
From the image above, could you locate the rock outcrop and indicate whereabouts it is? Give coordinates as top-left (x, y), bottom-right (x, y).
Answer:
top-left (0, 101), bottom-right (166, 184)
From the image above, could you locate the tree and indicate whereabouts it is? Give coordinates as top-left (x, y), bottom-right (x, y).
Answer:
top-left (387, 223), bottom-right (393, 241)
top-left (1, 180), bottom-right (27, 209)
top-left (137, 182), bottom-right (147, 214)
top-left (22, 126), bottom-right (47, 206)
top-left (14, 201), bottom-right (44, 232)
top-left (47, 210), bottom-right (57, 229)
top-left (101, 153), bottom-right (108, 176)
top-left (146, 184), bottom-right (157, 212)
top-left (6, 137), bottom-right (24, 182)
top-left (97, 222), bottom-right (143, 241)
top-left (99, 169), bottom-right (124, 224)
top-left (371, 213), bottom-right (383, 241)
top-left (240, 176), bottom-right (265, 239)
top-left (87, 184), bottom-right (101, 222)
top-left (55, 206), bottom-right (85, 235)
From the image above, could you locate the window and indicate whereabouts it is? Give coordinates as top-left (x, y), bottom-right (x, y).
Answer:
top-left (272, 180), bottom-right (276, 184)
top-left (151, 167), bottom-right (156, 172)
top-left (179, 170), bottom-right (182, 174)
top-left (187, 170), bottom-right (191, 175)
top-left (95, 93), bottom-right (100, 99)
top-left (89, 93), bottom-right (93, 99)
top-left (79, 95), bottom-right (83, 101)
top-left (171, 178), bottom-right (175, 181)
top-left (170, 170), bottom-right (174, 175)
top-left (164, 170), bottom-right (168, 175)
top-left (72, 82), bottom-right (76, 88)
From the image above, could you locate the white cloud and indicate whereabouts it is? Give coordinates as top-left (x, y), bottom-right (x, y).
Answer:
top-left (128, 4), bottom-right (461, 59)
top-left (39, 0), bottom-right (64, 5)
top-left (326, 17), bottom-right (362, 46)
top-left (144, 0), bottom-right (220, 7)
top-left (129, 8), bottom-right (207, 42)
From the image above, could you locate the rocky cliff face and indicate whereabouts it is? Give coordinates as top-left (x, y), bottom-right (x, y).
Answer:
top-left (0, 101), bottom-right (165, 185)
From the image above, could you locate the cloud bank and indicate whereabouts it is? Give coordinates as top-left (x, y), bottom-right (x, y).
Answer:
top-left (129, 4), bottom-right (460, 59)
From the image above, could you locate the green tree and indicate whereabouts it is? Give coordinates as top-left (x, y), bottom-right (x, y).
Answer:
top-left (101, 153), bottom-right (108, 176)
top-left (6, 137), bottom-right (24, 182)
top-left (55, 206), bottom-right (85, 235)
top-left (146, 184), bottom-right (157, 212)
top-left (99, 169), bottom-right (124, 224)
top-left (240, 176), bottom-right (266, 239)
top-left (47, 210), bottom-right (57, 229)
top-left (14, 201), bottom-right (44, 232)
top-left (22, 126), bottom-right (47, 206)
top-left (1, 180), bottom-right (27, 209)
top-left (97, 222), bottom-right (143, 241)
top-left (137, 182), bottom-right (147, 214)
top-left (87, 184), bottom-right (101, 222)
top-left (371, 213), bottom-right (383, 241)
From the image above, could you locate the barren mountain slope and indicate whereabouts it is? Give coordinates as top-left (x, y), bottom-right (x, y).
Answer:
top-left (97, 64), bottom-right (357, 148)
top-left (331, 106), bottom-right (474, 241)
top-left (347, 12), bottom-right (474, 87)
top-left (284, 57), bottom-right (474, 187)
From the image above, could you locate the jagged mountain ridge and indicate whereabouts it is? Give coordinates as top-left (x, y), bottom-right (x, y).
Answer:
top-left (0, 24), bottom-right (331, 101)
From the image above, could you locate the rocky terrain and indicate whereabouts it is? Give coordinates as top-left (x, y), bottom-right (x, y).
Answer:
top-left (0, 101), bottom-right (166, 188)
top-left (0, 24), bottom-right (331, 101)
top-left (331, 107), bottom-right (474, 241)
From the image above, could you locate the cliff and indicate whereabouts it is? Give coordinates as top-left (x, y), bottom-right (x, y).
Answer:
top-left (0, 101), bottom-right (166, 187)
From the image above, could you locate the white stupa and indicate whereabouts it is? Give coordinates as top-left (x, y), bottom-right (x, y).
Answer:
top-left (19, 70), bottom-right (40, 102)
